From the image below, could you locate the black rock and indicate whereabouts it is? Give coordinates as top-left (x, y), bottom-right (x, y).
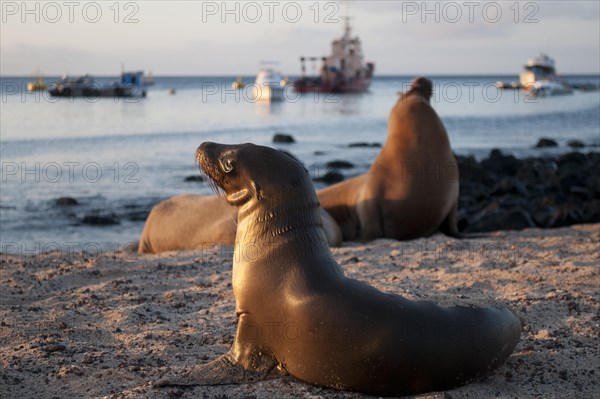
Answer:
top-left (82, 213), bottom-right (120, 225)
top-left (588, 152), bottom-right (600, 164)
top-left (490, 177), bottom-right (528, 197)
top-left (480, 150), bottom-right (520, 176)
top-left (458, 193), bottom-right (482, 210)
top-left (557, 152), bottom-right (588, 170)
top-left (326, 160), bottom-right (354, 169)
top-left (517, 159), bottom-right (558, 184)
top-left (348, 142), bottom-right (381, 148)
top-left (497, 195), bottom-right (531, 211)
top-left (458, 151), bottom-right (600, 231)
top-left (567, 140), bottom-right (585, 148)
top-left (314, 151), bottom-right (325, 156)
top-left (458, 156), bottom-right (489, 184)
top-left (126, 210), bottom-right (151, 222)
top-left (531, 206), bottom-right (561, 228)
top-left (583, 200), bottom-right (600, 223)
top-left (315, 171), bottom-right (344, 185)
top-left (534, 138), bottom-right (559, 148)
top-left (585, 174), bottom-right (600, 199)
top-left (503, 209), bottom-right (536, 230)
top-left (568, 185), bottom-right (592, 199)
top-left (489, 148), bottom-right (504, 159)
top-left (468, 209), bottom-right (534, 232)
top-left (184, 175), bottom-right (205, 182)
top-left (564, 209), bottom-right (585, 225)
top-left (559, 173), bottom-right (585, 194)
top-left (456, 155), bottom-right (477, 164)
top-left (272, 133), bottom-right (295, 143)
top-left (465, 208), bottom-right (506, 232)
top-left (55, 197), bottom-right (79, 206)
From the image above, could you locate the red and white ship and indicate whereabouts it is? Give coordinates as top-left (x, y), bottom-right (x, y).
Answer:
top-left (294, 17), bottom-right (374, 94)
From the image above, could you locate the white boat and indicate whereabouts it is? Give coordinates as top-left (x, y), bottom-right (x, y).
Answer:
top-left (529, 80), bottom-right (573, 97)
top-left (252, 67), bottom-right (285, 102)
top-left (519, 53), bottom-right (572, 96)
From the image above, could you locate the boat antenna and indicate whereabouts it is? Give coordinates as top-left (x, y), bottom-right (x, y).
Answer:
top-left (343, 15), bottom-right (355, 37)
top-left (342, 0), bottom-right (353, 35)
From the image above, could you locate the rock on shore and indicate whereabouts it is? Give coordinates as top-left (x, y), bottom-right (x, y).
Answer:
top-left (458, 151), bottom-right (600, 232)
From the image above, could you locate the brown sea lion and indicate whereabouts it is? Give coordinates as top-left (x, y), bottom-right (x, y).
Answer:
top-left (138, 178), bottom-right (342, 253)
top-left (317, 77), bottom-right (460, 241)
top-left (156, 142), bottom-right (521, 396)
top-left (138, 195), bottom-right (342, 253)
top-left (138, 195), bottom-right (237, 254)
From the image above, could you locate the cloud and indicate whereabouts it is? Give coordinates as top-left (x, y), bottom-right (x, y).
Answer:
top-left (1, 1), bottom-right (598, 75)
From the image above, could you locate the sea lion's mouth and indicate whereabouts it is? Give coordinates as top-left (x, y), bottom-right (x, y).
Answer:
top-left (196, 144), bottom-right (225, 193)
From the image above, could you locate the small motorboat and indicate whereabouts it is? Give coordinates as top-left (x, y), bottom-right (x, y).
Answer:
top-left (519, 53), bottom-right (572, 96)
top-left (27, 75), bottom-right (47, 92)
top-left (253, 67), bottom-right (286, 102)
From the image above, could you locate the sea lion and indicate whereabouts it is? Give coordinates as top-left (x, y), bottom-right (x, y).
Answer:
top-left (138, 195), bottom-right (237, 253)
top-left (156, 142), bottom-right (521, 396)
top-left (139, 182), bottom-right (342, 254)
top-left (317, 77), bottom-right (460, 241)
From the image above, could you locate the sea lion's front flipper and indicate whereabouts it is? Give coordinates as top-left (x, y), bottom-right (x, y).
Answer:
top-left (154, 353), bottom-right (283, 387)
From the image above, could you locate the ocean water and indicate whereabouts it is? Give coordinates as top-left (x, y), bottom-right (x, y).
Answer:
top-left (1, 75), bottom-right (599, 252)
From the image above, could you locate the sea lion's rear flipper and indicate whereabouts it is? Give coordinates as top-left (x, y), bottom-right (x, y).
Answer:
top-left (439, 203), bottom-right (463, 238)
top-left (154, 354), bottom-right (283, 387)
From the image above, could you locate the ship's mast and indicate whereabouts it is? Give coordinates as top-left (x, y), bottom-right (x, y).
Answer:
top-left (344, 17), bottom-right (352, 40)
top-left (343, 16), bottom-right (352, 42)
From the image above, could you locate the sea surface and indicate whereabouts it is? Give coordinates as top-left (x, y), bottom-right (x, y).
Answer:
top-left (1, 75), bottom-right (599, 252)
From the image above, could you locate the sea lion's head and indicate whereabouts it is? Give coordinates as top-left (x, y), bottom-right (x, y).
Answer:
top-left (196, 142), bottom-right (315, 208)
top-left (400, 76), bottom-right (433, 102)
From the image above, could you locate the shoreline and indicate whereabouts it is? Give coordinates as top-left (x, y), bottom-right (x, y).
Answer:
top-left (1, 224), bottom-right (598, 398)
top-left (3, 148), bottom-right (599, 250)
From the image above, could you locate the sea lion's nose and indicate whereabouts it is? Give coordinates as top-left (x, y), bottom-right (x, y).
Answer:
top-left (197, 142), bottom-right (216, 159)
top-left (198, 142), bottom-right (215, 153)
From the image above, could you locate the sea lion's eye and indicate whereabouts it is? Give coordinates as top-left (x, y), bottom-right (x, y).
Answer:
top-left (221, 158), bottom-right (234, 173)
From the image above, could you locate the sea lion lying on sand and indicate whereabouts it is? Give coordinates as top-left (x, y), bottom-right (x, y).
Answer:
top-left (138, 148), bottom-right (342, 253)
top-left (138, 195), bottom-right (236, 253)
top-left (156, 142), bottom-right (521, 396)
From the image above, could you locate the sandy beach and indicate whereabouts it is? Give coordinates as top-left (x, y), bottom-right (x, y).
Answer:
top-left (3, 1), bottom-right (599, 398)
top-left (1, 223), bottom-right (598, 399)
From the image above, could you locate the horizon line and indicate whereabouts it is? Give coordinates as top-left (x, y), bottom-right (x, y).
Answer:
top-left (2, 72), bottom-right (599, 78)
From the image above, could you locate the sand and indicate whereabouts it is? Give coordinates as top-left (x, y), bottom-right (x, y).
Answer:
top-left (1, 224), bottom-right (598, 399)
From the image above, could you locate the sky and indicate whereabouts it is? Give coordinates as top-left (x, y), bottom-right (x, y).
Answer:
top-left (1, 0), bottom-right (599, 76)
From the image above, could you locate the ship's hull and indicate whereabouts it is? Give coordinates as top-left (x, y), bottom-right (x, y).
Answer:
top-left (294, 77), bottom-right (372, 94)
top-left (252, 85), bottom-right (285, 102)
top-left (48, 86), bottom-right (146, 98)
top-left (27, 83), bottom-right (47, 92)
top-left (528, 80), bottom-right (573, 97)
